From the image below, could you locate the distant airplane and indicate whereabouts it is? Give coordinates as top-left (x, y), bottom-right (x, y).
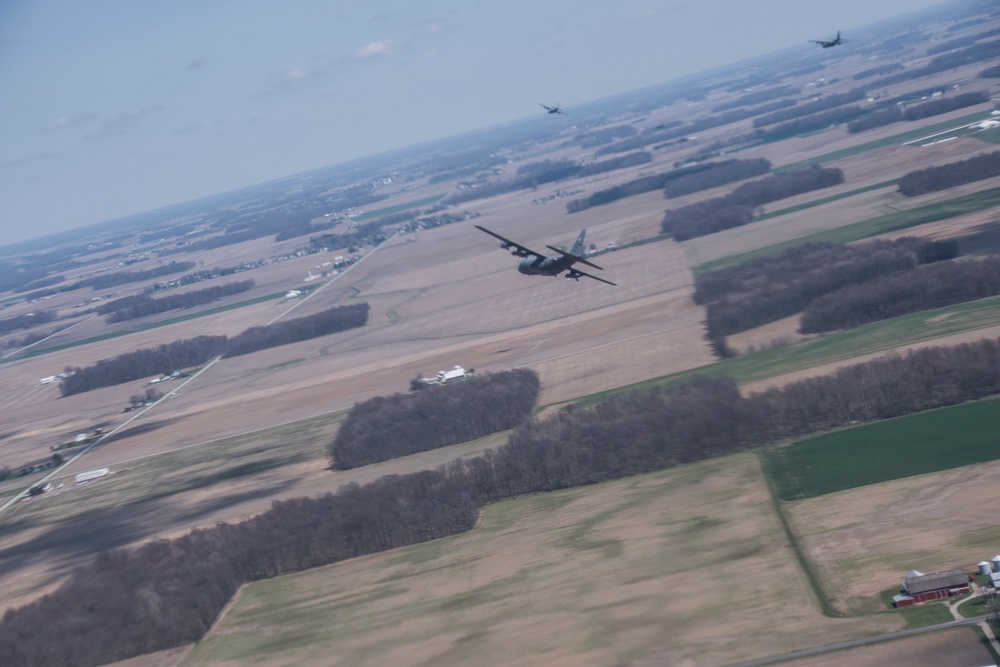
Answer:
top-left (811, 31), bottom-right (844, 48)
top-left (475, 225), bottom-right (616, 285)
top-left (539, 102), bottom-right (566, 115)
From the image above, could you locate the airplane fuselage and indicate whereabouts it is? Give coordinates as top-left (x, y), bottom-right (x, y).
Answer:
top-left (517, 255), bottom-right (574, 277)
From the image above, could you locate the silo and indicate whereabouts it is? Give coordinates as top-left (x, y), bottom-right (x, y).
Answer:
top-left (979, 561), bottom-right (991, 575)
top-left (992, 555), bottom-right (1000, 572)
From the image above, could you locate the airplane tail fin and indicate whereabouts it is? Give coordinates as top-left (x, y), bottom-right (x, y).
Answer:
top-left (570, 229), bottom-right (586, 257)
top-left (546, 229), bottom-right (605, 270)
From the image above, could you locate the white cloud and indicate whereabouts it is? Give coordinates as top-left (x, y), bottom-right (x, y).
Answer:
top-left (40, 113), bottom-right (97, 132)
top-left (256, 66), bottom-right (323, 96)
top-left (354, 39), bottom-right (402, 59)
top-left (420, 21), bottom-right (456, 34)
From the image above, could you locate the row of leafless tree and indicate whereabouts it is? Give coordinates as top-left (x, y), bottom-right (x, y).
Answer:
top-left (694, 238), bottom-right (957, 338)
top-left (573, 124), bottom-right (637, 148)
top-left (848, 106), bottom-right (903, 134)
top-left (662, 158), bottom-right (772, 198)
top-left (77, 261), bottom-right (196, 291)
top-left (5, 338), bottom-right (1000, 667)
top-left (58, 335), bottom-right (228, 396)
top-left (0, 309), bottom-right (55, 336)
top-left (867, 39), bottom-right (1000, 89)
top-left (755, 106), bottom-right (862, 140)
top-left (752, 89), bottom-right (866, 128)
top-left (0, 471), bottom-right (479, 667)
top-left (800, 255), bottom-right (1000, 332)
top-left (711, 86), bottom-right (800, 113)
top-left (592, 98), bottom-right (799, 157)
top-left (927, 27), bottom-right (1000, 55)
top-left (328, 369), bottom-right (540, 469)
top-left (853, 63), bottom-right (904, 81)
top-left (59, 304), bottom-right (370, 395)
top-left (101, 280), bottom-right (255, 323)
top-left (566, 158), bottom-right (771, 214)
top-left (440, 152), bottom-right (655, 207)
top-left (901, 90), bottom-right (990, 121)
top-left (662, 166), bottom-right (844, 241)
top-left (898, 149), bottom-right (1000, 197)
top-left (224, 303), bottom-right (369, 357)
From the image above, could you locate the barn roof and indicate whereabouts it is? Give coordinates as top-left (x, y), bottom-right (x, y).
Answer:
top-left (903, 568), bottom-right (967, 594)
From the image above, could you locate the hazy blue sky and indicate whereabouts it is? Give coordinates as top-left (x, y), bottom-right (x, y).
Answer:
top-left (0, 0), bottom-right (949, 245)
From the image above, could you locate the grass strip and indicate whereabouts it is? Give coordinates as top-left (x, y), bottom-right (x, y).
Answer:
top-left (559, 293), bottom-right (1000, 410)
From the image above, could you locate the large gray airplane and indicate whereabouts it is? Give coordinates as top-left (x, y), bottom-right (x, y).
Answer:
top-left (475, 225), bottom-right (616, 285)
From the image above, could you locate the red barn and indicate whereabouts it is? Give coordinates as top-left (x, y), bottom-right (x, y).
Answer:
top-left (893, 568), bottom-right (970, 607)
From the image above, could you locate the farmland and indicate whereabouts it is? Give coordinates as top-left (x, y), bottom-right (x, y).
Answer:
top-left (3, 4), bottom-right (1000, 666)
top-left (182, 455), bottom-right (896, 667)
top-left (763, 397), bottom-right (1000, 501)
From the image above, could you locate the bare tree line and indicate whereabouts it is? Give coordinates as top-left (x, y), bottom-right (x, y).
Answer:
top-left (77, 261), bottom-right (196, 291)
top-left (0, 310), bottom-right (56, 335)
top-left (848, 106), bottom-right (904, 134)
top-left (439, 153), bottom-right (654, 207)
top-left (661, 166), bottom-right (844, 241)
top-left (328, 369), bottom-right (540, 469)
top-left (866, 39), bottom-right (1000, 89)
top-left (100, 280), bottom-right (256, 323)
top-left (751, 89), bottom-right (866, 128)
top-left (898, 149), bottom-right (1000, 197)
top-left (694, 238), bottom-right (957, 340)
top-left (800, 255), bottom-right (1000, 332)
top-left (711, 86), bottom-right (801, 113)
top-left (901, 90), bottom-right (991, 121)
top-left (566, 158), bottom-right (771, 214)
top-left (223, 303), bottom-right (369, 358)
top-left (59, 304), bottom-right (370, 395)
top-left (59, 335), bottom-right (228, 396)
top-left (593, 98), bottom-right (799, 157)
top-left (6, 338), bottom-right (1000, 667)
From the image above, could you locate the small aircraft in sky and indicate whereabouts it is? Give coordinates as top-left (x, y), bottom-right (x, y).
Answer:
top-left (811, 31), bottom-right (844, 48)
top-left (539, 102), bottom-right (566, 115)
top-left (475, 225), bottom-right (616, 285)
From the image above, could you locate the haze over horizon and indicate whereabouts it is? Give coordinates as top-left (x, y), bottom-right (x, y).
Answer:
top-left (1, 0), bottom-right (952, 246)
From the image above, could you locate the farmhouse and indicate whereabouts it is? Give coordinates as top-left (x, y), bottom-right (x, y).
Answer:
top-left (892, 568), bottom-right (970, 607)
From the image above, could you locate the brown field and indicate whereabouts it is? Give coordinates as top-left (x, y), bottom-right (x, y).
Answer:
top-left (3, 19), bottom-right (1000, 666)
top-left (787, 458), bottom-right (1000, 615)
top-left (180, 454), bottom-right (899, 667)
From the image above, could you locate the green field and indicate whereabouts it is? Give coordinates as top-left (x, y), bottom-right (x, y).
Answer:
top-left (762, 397), bottom-right (1000, 501)
top-left (696, 185), bottom-right (1000, 273)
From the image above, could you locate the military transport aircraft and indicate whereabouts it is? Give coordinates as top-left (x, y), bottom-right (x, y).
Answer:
top-left (811, 31), bottom-right (844, 48)
top-left (475, 225), bottom-right (616, 285)
top-left (539, 102), bottom-right (566, 115)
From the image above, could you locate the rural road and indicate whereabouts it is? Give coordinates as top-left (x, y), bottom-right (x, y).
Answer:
top-left (727, 614), bottom-right (995, 667)
top-left (0, 236), bottom-right (390, 522)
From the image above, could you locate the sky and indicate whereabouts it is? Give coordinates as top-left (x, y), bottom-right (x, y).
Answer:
top-left (0, 0), bottom-right (951, 246)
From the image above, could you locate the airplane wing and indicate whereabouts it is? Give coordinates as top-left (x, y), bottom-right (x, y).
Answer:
top-left (475, 225), bottom-right (546, 260)
top-left (565, 268), bottom-right (616, 286)
top-left (545, 245), bottom-right (604, 271)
